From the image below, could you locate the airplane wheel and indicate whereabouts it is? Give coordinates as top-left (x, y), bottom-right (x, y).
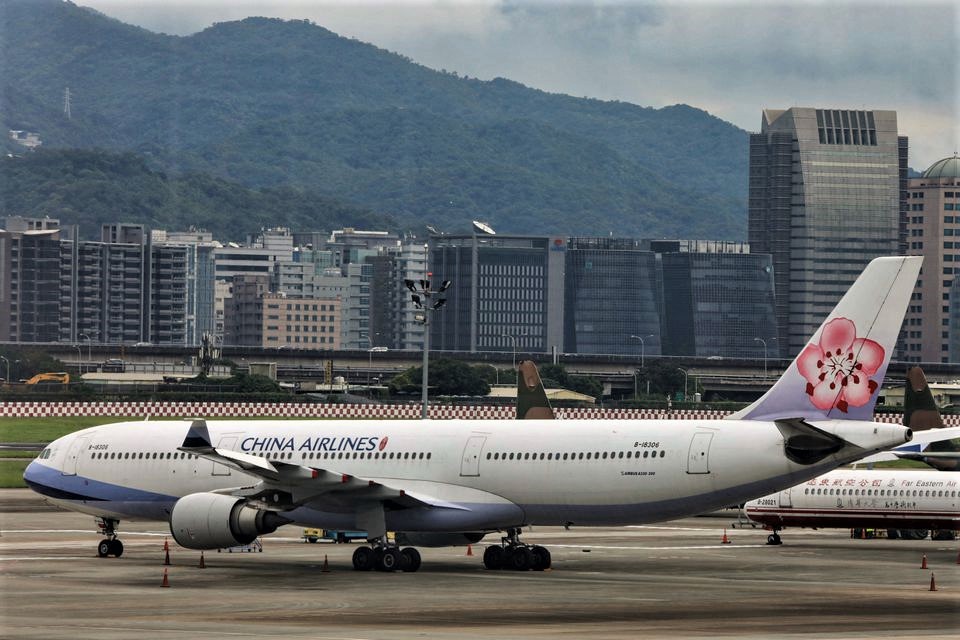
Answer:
top-left (531, 545), bottom-right (551, 570)
top-left (509, 546), bottom-right (532, 571)
top-left (767, 533), bottom-right (782, 545)
top-left (400, 547), bottom-right (421, 573)
top-left (376, 547), bottom-right (401, 572)
top-left (110, 539), bottom-right (124, 557)
top-left (483, 545), bottom-right (504, 570)
top-left (352, 546), bottom-right (375, 571)
top-left (98, 540), bottom-right (111, 558)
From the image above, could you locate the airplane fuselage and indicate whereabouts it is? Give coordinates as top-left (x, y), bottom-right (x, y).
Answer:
top-left (745, 469), bottom-right (960, 531)
top-left (27, 417), bottom-right (910, 534)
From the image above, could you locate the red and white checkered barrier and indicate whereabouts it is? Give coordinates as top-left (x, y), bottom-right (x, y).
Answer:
top-left (2, 401), bottom-right (958, 426)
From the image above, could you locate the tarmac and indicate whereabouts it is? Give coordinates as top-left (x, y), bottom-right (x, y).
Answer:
top-left (0, 489), bottom-right (957, 639)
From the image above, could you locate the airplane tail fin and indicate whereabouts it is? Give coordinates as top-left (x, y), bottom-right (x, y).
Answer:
top-left (902, 367), bottom-right (944, 431)
top-left (728, 256), bottom-right (922, 422)
top-left (516, 360), bottom-right (555, 419)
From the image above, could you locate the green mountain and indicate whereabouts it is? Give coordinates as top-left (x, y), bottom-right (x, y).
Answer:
top-left (0, 149), bottom-right (393, 238)
top-left (0, 0), bottom-right (749, 239)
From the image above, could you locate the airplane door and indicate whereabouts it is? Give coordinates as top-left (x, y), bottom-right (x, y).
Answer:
top-left (686, 432), bottom-right (713, 474)
top-left (460, 435), bottom-right (487, 477)
top-left (211, 435), bottom-right (239, 476)
top-left (63, 434), bottom-right (92, 476)
top-left (778, 488), bottom-right (793, 508)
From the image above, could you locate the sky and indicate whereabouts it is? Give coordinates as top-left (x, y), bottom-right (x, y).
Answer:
top-left (79, 0), bottom-right (959, 171)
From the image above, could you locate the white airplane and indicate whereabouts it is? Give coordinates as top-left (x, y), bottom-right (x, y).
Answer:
top-left (743, 468), bottom-right (959, 544)
top-left (25, 256), bottom-right (920, 573)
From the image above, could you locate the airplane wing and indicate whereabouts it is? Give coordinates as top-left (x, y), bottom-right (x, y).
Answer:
top-left (179, 420), bottom-right (469, 513)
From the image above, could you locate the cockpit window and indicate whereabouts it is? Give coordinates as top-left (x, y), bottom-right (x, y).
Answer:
top-left (39, 448), bottom-right (51, 459)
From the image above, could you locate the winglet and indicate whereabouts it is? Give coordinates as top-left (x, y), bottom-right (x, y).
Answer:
top-left (727, 256), bottom-right (922, 422)
top-left (182, 419), bottom-right (212, 449)
top-left (516, 360), bottom-right (555, 419)
top-left (903, 367), bottom-right (944, 431)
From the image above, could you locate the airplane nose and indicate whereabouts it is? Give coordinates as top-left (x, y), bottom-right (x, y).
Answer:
top-left (22, 459), bottom-right (40, 487)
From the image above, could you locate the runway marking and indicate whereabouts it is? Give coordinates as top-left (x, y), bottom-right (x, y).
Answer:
top-left (551, 543), bottom-right (770, 550)
top-left (626, 525), bottom-right (728, 532)
top-left (17, 625), bottom-right (371, 639)
top-left (0, 556), bottom-right (95, 561)
top-left (2, 529), bottom-right (169, 536)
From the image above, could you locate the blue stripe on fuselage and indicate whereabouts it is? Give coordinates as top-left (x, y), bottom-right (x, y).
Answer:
top-left (23, 461), bottom-right (177, 519)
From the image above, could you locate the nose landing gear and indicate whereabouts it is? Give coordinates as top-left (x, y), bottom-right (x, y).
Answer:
top-left (96, 517), bottom-right (124, 557)
top-left (482, 527), bottom-right (551, 571)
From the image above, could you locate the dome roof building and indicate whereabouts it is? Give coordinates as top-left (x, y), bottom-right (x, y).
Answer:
top-left (920, 154), bottom-right (960, 181)
top-left (904, 153), bottom-right (960, 363)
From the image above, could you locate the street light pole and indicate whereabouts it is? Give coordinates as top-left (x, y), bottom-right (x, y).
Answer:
top-left (677, 367), bottom-right (688, 402)
top-left (629, 334), bottom-right (653, 398)
top-left (753, 337), bottom-right (777, 380)
top-left (75, 345), bottom-right (82, 376)
top-left (405, 276), bottom-right (451, 420)
top-left (753, 337), bottom-right (767, 380)
top-left (80, 333), bottom-right (91, 366)
top-left (502, 334), bottom-right (517, 370)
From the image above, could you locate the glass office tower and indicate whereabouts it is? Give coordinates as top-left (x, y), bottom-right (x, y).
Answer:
top-left (749, 108), bottom-right (907, 356)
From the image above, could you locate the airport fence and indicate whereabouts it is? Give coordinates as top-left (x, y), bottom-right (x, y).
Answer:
top-left (1, 401), bottom-right (956, 426)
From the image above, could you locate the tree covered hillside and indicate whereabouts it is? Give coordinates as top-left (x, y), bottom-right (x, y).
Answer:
top-left (0, 0), bottom-right (749, 239)
top-left (0, 149), bottom-right (392, 239)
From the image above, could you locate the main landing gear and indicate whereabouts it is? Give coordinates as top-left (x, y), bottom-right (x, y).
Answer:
top-left (351, 540), bottom-right (422, 573)
top-left (96, 517), bottom-right (124, 558)
top-left (482, 527), bottom-right (551, 571)
top-left (766, 529), bottom-right (783, 546)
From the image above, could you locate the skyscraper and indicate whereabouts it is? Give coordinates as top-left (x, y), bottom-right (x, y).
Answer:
top-left (749, 108), bottom-right (907, 355)
top-left (563, 237), bottom-right (660, 356)
top-left (904, 154), bottom-right (960, 362)
top-left (430, 232), bottom-right (565, 353)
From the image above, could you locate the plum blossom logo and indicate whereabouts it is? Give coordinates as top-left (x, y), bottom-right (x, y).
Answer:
top-left (796, 317), bottom-right (885, 413)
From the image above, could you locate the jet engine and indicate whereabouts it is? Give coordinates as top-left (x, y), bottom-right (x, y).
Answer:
top-left (170, 493), bottom-right (290, 550)
top-left (394, 532), bottom-right (486, 547)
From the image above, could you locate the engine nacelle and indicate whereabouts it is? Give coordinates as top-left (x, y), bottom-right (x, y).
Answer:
top-left (170, 492), bottom-right (289, 550)
top-left (394, 532), bottom-right (486, 547)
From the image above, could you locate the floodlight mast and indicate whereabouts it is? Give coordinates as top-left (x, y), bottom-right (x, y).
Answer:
top-left (405, 275), bottom-right (451, 419)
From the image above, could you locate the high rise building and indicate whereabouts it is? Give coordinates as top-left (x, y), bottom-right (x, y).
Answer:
top-left (225, 275), bottom-right (341, 349)
top-left (0, 224), bottom-right (62, 342)
top-left (430, 232), bottom-right (565, 354)
top-left (563, 237), bottom-right (661, 356)
top-left (749, 108), bottom-right (907, 356)
top-left (903, 154), bottom-right (960, 362)
top-left (654, 241), bottom-right (778, 358)
top-left (1, 218), bottom-right (195, 346)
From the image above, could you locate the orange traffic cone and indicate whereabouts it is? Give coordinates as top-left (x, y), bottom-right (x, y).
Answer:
top-left (163, 538), bottom-right (171, 566)
top-left (161, 568), bottom-right (170, 588)
top-left (721, 529), bottom-right (731, 544)
top-left (466, 544), bottom-right (474, 556)
top-left (198, 552), bottom-right (206, 569)
top-left (321, 555), bottom-right (330, 574)
top-left (929, 573), bottom-right (937, 591)
top-left (921, 554), bottom-right (928, 569)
